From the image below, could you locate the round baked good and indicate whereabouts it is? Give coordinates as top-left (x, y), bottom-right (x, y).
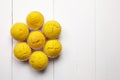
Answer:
top-left (14, 42), bottom-right (31, 61)
top-left (43, 20), bottom-right (61, 39)
top-left (27, 31), bottom-right (46, 50)
top-left (26, 11), bottom-right (44, 30)
top-left (29, 51), bottom-right (48, 71)
top-left (44, 40), bottom-right (62, 58)
top-left (11, 23), bottom-right (29, 41)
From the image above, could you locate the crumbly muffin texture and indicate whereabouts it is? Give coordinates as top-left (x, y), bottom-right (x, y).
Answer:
top-left (10, 11), bottom-right (62, 71)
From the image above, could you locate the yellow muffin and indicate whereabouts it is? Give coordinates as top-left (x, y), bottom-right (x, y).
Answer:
top-left (44, 40), bottom-right (62, 58)
top-left (29, 51), bottom-right (48, 71)
top-left (14, 42), bottom-right (32, 61)
top-left (27, 31), bottom-right (46, 50)
top-left (11, 23), bottom-right (29, 41)
top-left (26, 11), bottom-right (44, 30)
top-left (43, 20), bottom-right (61, 39)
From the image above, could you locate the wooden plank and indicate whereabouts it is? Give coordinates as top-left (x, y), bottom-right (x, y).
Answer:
top-left (96, 0), bottom-right (120, 80)
top-left (12, 0), bottom-right (53, 80)
top-left (0, 0), bottom-right (12, 80)
top-left (54, 0), bottom-right (96, 80)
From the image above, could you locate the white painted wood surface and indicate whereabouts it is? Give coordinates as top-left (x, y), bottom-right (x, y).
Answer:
top-left (96, 0), bottom-right (120, 80)
top-left (0, 0), bottom-right (120, 80)
top-left (53, 0), bottom-right (95, 80)
top-left (0, 0), bottom-right (12, 80)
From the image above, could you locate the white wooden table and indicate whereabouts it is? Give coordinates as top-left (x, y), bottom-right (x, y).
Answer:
top-left (0, 0), bottom-right (120, 80)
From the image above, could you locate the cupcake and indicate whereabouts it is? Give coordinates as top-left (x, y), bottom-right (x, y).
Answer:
top-left (27, 31), bottom-right (46, 50)
top-left (29, 51), bottom-right (48, 71)
top-left (26, 11), bottom-right (44, 30)
top-left (14, 42), bottom-right (32, 61)
top-left (10, 23), bottom-right (29, 41)
top-left (43, 20), bottom-right (61, 39)
top-left (44, 40), bottom-right (62, 58)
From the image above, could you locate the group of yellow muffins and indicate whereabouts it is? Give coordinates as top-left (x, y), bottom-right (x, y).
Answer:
top-left (10, 11), bottom-right (62, 71)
